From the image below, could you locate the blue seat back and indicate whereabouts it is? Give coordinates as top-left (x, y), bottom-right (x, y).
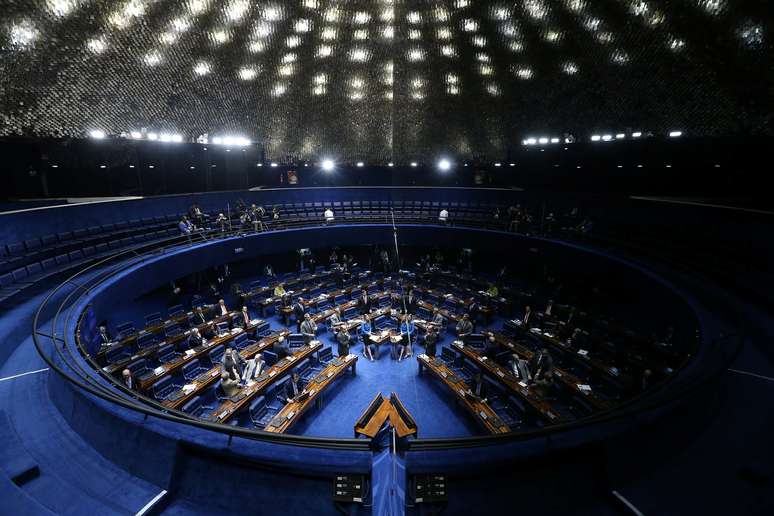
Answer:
top-left (263, 350), bottom-right (278, 367)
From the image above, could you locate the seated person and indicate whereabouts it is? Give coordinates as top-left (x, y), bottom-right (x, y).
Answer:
top-left (508, 353), bottom-right (531, 381)
top-left (178, 216), bottom-right (194, 235)
top-left (455, 313), bottom-right (474, 341)
top-left (324, 208), bottom-right (335, 222)
top-left (273, 335), bottom-right (290, 358)
top-left (486, 283), bottom-right (499, 297)
top-left (533, 371), bottom-right (558, 398)
top-left (221, 347), bottom-right (246, 379)
top-left (221, 371), bottom-right (241, 397)
top-left (283, 371), bottom-right (306, 402)
top-left (186, 327), bottom-right (205, 349)
top-left (264, 264), bottom-right (275, 277)
top-left (273, 283), bottom-right (286, 298)
top-left (529, 348), bottom-right (554, 382)
top-left (122, 368), bottom-right (135, 390)
top-left (431, 309), bottom-right (446, 327)
top-left (438, 208), bottom-right (449, 224)
top-left (300, 313), bottom-right (318, 344)
top-left (239, 306), bottom-right (251, 329)
top-left (361, 315), bottom-right (377, 362)
top-left (217, 298), bottom-right (229, 316)
top-left (98, 325), bottom-right (112, 347)
top-left (243, 353), bottom-right (266, 381)
top-left (328, 308), bottom-right (344, 329)
top-left (336, 327), bottom-right (352, 357)
top-left (193, 306), bottom-right (208, 325)
top-left (423, 326), bottom-right (438, 357)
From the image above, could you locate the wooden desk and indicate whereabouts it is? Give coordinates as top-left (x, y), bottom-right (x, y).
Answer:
top-left (161, 329), bottom-right (290, 410)
top-left (416, 354), bottom-right (510, 434)
top-left (416, 300), bottom-right (460, 323)
top-left (96, 304), bottom-right (217, 364)
top-left (100, 311), bottom-right (241, 376)
top-left (354, 392), bottom-right (417, 439)
top-left (264, 354), bottom-right (358, 434)
top-left (487, 332), bottom-right (615, 412)
top-left (207, 340), bottom-right (324, 423)
top-left (451, 340), bottom-right (571, 423)
top-left (506, 320), bottom-right (629, 386)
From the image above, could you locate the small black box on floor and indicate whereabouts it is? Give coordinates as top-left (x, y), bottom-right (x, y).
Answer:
top-left (333, 474), bottom-right (366, 503)
top-left (412, 474), bottom-right (447, 503)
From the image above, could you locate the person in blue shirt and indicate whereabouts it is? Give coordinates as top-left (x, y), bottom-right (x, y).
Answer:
top-left (398, 314), bottom-right (415, 361)
top-left (360, 314), bottom-right (377, 361)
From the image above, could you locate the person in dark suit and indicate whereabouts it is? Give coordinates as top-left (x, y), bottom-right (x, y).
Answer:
top-left (336, 327), bottom-right (352, 357)
top-left (216, 299), bottom-right (228, 317)
top-left (186, 327), bottom-right (205, 349)
top-left (522, 305), bottom-right (533, 328)
top-left (221, 348), bottom-right (246, 379)
top-left (455, 313), bottom-right (473, 341)
top-left (529, 348), bottom-right (553, 381)
top-left (358, 290), bottom-right (372, 315)
top-left (424, 327), bottom-right (438, 357)
top-left (469, 372), bottom-right (488, 402)
top-left (193, 306), bottom-right (207, 326)
top-left (98, 325), bottom-right (112, 346)
top-left (292, 298), bottom-right (306, 333)
top-left (283, 372), bottom-right (306, 402)
top-left (239, 306), bottom-right (251, 329)
top-left (122, 369), bottom-right (134, 390)
top-left (328, 307), bottom-right (343, 328)
top-left (273, 335), bottom-right (290, 358)
top-left (402, 289), bottom-right (417, 314)
top-left (300, 313), bottom-right (317, 344)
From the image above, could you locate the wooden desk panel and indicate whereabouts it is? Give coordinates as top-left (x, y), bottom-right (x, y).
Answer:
top-left (101, 311), bottom-right (240, 376)
top-left (207, 341), bottom-right (324, 423)
top-left (417, 354), bottom-right (510, 434)
top-left (488, 332), bottom-right (615, 412)
top-left (264, 355), bottom-right (358, 434)
top-left (161, 329), bottom-right (290, 410)
top-left (451, 340), bottom-right (571, 423)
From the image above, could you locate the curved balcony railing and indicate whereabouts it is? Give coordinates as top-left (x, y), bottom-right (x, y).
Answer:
top-left (31, 210), bottom-right (739, 452)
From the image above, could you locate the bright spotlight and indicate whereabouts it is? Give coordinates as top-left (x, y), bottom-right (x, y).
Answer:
top-left (615, 133), bottom-right (625, 139)
top-left (356, 162), bottom-right (365, 167)
top-left (321, 159), bottom-right (335, 171)
top-left (410, 162), bottom-right (418, 167)
top-left (525, 138), bottom-right (537, 145)
top-left (438, 159), bottom-right (452, 171)
top-left (538, 137), bottom-right (549, 144)
top-left (550, 137), bottom-right (560, 143)
top-left (130, 131), bottom-right (142, 139)
top-left (632, 132), bottom-right (642, 138)
top-left (591, 135), bottom-right (601, 142)
top-left (388, 162), bottom-right (394, 167)
top-left (669, 131), bottom-right (683, 138)
top-left (89, 129), bottom-right (106, 139)
top-left (602, 134), bottom-right (613, 141)
top-left (494, 163), bottom-right (502, 167)
top-left (147, 132), bottom-right (158, 141)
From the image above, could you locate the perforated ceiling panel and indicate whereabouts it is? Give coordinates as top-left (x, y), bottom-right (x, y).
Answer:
top-left (0, 1), bottom-right (771, 161)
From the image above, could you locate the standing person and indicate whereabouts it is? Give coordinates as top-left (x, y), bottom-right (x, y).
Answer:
top-left (300, 313), bottom-right (317, 344)
top-left (361, 314), bottom-right (377, 362)
top-left (455, 313), bottom-right (473, 342)
top-left (292, 298), bottom-right (306, 333)
top-left (424, 326), bottom-right (438, 357)
top-left (336, 327), bottom-right (352, 357)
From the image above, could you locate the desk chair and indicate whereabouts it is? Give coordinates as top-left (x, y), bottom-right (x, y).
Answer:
top-left (182, 359), bottom-right (209, 381)
top-left (152, 375), bottom-right (181, 401)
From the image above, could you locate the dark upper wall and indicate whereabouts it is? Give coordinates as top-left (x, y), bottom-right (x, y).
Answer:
top-left (1, 136), bottom-right (769, 198)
